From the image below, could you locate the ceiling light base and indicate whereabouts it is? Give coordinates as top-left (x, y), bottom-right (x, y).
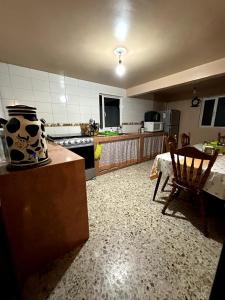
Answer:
top-left (114, 47), bottom-right (127, 56)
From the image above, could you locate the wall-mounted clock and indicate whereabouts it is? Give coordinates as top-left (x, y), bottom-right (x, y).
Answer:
top-left (191, 96), bottom-right (201, 107)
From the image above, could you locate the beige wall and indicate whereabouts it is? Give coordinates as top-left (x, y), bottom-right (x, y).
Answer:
top-left (167, 99), bottom-right (225, 145)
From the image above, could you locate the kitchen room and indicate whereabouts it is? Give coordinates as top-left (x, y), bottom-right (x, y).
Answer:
top-left (0, 1), bottom-right (225, 299)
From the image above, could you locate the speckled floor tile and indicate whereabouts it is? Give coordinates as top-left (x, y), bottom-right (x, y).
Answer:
top-left (22, 161), bottom-right (224, 300)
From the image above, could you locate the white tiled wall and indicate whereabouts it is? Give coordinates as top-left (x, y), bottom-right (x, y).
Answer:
top-left (0, 62), bottom-right (157, 134)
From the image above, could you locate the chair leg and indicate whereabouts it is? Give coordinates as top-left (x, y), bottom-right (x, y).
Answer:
top-left (199, 193), bottom-right (209, 237)
top-left (162, 186), bottom-right (177, 214)
top-left (161, 175), bottom-right (169, 192)
top-left (152, 171), bottom-right (162, 201)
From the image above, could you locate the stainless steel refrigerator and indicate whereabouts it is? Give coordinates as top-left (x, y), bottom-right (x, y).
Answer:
top-left (160, 110), bottom-right (180, 136)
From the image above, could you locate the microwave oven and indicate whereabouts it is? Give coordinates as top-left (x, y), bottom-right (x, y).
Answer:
top-left (144, 122), bottom-right (163, 132)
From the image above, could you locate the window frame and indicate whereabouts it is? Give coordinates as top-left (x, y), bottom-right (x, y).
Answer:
top-left (199, 95), bottom-right (225, 128)
top-left (99, 94), bottom-right (122, 130)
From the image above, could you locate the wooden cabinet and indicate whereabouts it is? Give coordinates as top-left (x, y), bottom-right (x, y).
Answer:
top-left (96, 137), bottom-right (140, 174)
top-left (95, 132), bottom-right (164, 175)
top-left (142, 135), bottom-right (165, 161)
top-left (0, 143), bottom-right (89, 282)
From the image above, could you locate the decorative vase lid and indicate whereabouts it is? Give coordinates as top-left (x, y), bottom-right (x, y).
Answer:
top-left (6, 105), bottom-right (37, 116)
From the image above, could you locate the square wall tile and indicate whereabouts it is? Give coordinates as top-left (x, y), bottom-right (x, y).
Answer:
top-left (66, 104), bottom-right (80, 114)
top-left (37, 112), bottom-right (53, 123)
top-left (14, 99), bottom-right (36, 107)
top-left (53, 112), bottom-right (68, 123)
top-left (51, 92), bottom-right (67, 104)
top-left (64, 76), bottom-right (78, 86)
top-left (9, 64), bottom-right (31, 77)
top-left (52, 103), bottom-right (67, 114)
top-left (1, 99), bottom-right (15, 111)
top-left (30, 69), bottom-right (49, 80)
top-left (0, 87), bottom-right (15, 99)
top-left (34, 91), bottom-right (51, 102)
top-left (91, 113), bottom-right (100, 123)
top-left (14, 88), bottom-right (35, 101)
top-left (48, 73), bottom-right (65, 82)
top-left (90, 105), bottom-right (99, 116)
top-left (54, 126), bottom-right (71, 135)
top-left (80, 113), bottom-right (91, 123)
top-left (0, 105), bottom-right (5, 118)
top-left (32, 78), bottom-right (50, 92)
top-left (81, 96), bottom-right (98, 106)
top-left (78, 79), bottom-right (98, 90)
top-left (78, 87), bottom-right (97, 98)
top-left (50, 81), bottom-right (65, 93)
top-left (0, 73), bottom-right (10, 87)
top-left (0, 62), bottom-right (9, 74)
top-left (67, 112), bottom-right (81, 123)
top-left (122, 125), bottom-right (140, 133)
top-left (65, 84), bottom-right (79, 96)
top-left (66, 94), bottom-right (80, 105)
top-left (80, 105), bottom-right (90, 114)
top-left (35, 102), bottom-right (52, 113)
top-left (11, 75), bottom-right (32, 90)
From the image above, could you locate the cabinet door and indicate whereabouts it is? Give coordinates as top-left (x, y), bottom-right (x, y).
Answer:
top-left (98, 139), bottom-right (139, 172)
top-left (143, 135), bottom-right (164, 160)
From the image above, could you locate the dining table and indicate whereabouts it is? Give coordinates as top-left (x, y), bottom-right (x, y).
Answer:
top-left (150, 144), bottom-right (225, 201)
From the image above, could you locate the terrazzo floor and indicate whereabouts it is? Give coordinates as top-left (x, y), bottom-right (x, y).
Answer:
top-left (23, 161), bottom-right (225, 300)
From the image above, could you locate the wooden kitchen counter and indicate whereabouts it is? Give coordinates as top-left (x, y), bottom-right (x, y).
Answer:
top-left (94, 131), bottom-right (164, 143)
top-left (0, 142), bottom-right (89, 283)
top-left (94, 132), bottom-right (165, 175)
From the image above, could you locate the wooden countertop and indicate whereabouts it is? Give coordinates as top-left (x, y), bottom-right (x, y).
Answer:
top-left (94, 131), bottom-right (164, 143)
top-left (0, 142), bottom-right (83, 176)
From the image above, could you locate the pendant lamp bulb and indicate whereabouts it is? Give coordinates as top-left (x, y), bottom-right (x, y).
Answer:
top-left (114, 47), bottom-right (127, 77)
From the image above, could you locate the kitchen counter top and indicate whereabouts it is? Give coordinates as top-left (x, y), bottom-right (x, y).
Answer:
top-left (94, 131), bottom-right (164, 143)
top-left (0, 142), bottom-right (83, 176)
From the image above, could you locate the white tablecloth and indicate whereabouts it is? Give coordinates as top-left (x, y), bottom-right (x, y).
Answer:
top-left (150, 146), bottom-right (225, 200)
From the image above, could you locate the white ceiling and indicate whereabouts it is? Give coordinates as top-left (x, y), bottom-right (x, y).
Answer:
top-left (1, 0), bottom-right (225, 88)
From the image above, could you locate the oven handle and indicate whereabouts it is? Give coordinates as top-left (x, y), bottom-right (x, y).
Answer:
top-left (66, 144), bottom-right (94, 149)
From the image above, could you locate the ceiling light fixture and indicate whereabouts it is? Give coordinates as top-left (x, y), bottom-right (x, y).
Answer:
top-left (114, 47), bottom-right (127, 77)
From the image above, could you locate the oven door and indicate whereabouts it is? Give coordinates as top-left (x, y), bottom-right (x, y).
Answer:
top-left (67, 144), bottom-right (95, 180)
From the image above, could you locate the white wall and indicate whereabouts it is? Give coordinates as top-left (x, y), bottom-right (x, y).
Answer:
top-left (0, 62), bottom-right (158, 134)
top-left (167, 99), bottom-right (225, 145)
top-left (122, 97), bottom-right (164, 132)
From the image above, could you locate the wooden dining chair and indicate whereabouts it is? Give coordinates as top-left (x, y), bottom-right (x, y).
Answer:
top-left (181, 132), bottom-right (190, 147)
top-left (160, 134), bottom-right (178, 192)
top-left (218, 132), bottom-right (225, 145)
top-left (165, 134), bottom-right (178, 152)
top-left (162, 143), bottom-right (218, 236)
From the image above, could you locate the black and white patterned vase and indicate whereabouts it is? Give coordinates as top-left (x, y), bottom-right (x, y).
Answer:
top-left (0, 105), bottom-right (49, 167)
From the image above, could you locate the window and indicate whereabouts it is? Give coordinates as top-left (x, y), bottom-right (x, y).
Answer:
top-left (201, 99), bottom-right (215, 126)
top-left (214, 97), bottom-right (225, 127)
top-left (99, 95), bottom-right (121, 129)
top-left (200, 96), bottom-right (225, 127)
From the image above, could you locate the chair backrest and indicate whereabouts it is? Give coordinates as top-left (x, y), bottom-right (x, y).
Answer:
top-left (181, 132), bottom-right (190, 147)
top-left (218, 132), bottom-right (225, 145)
top-left (169, 143), bottom-right (218, 191)
top-left (165, 134), bottom-right (177, 152)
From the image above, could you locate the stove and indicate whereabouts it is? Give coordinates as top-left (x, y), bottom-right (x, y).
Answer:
top-left (49, 134), bottom-right (95, 180)
top-left (53, 136), bottom-right (93, 148)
